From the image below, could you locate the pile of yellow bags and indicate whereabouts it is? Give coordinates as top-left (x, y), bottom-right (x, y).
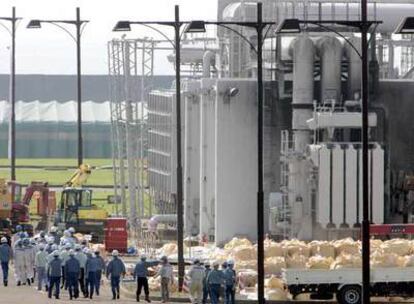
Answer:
top-left (330, 254), bottom-right (362, 269)
top-left (224, 237), bottom-right (252, 251)
top-left (309, 241), bottom-right (335, 258)
top-left (264, 257), bottom-right (286, 274)
top-left (232, 245), bottom-right (257, 261)
top-left (307, 255), bottom-right (334, 269)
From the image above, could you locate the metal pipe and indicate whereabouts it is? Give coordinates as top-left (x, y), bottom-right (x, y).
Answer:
top-left (345, 36), bottom-right (362, 99)
top-left (76, 7), bottom-right (83, 166)
top-left (288, 35), bottom-right (315, 238)
top-left (174, 5), bottom-right (185, 293)
top-left (317, 36), bottom-right (343, 105)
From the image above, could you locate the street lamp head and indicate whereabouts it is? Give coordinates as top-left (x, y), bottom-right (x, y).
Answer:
top-left (185, 20), bottom-right (206, 33)
top-left (113, 21), bottom-right (131, 32)
top-left (27, 19), bottom-right (42, 29)
top-left (228, 87), bottom-right (239, 97)
top-left (275, 19), bottom-right (301, 34)
top-left (395, 17), bottom-right (414, 34)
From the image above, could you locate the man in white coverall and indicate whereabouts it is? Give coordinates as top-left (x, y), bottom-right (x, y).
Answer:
top-left (23, 238), bottom-right (34, 285)
top-left (14, 240), bottom-right (26, 286)
top-left (187, 259), bottom-right (205, 304)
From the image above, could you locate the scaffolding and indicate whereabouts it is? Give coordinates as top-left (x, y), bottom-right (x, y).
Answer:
top-left (108, 38), bottom-right (160, 233)
top-left (108, 36), bottom-right (216, 247)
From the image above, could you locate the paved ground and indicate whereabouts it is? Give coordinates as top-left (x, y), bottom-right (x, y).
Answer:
top-left (0, 270), bottom-right (182, 304)
top-left (0, 279), bottom-right (134, 303)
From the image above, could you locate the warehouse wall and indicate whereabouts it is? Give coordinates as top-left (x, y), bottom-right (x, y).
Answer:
top-left (0, 123), bottom-right (112, 158)
top-left (0, 74), bottom-right (174, 102)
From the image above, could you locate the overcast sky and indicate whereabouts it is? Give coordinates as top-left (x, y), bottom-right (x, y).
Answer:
top-left (0, 0), bottom-right (217, 75)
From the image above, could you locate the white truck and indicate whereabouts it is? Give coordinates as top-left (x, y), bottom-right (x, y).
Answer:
top-left (283, 267), bottom-right (414, 304)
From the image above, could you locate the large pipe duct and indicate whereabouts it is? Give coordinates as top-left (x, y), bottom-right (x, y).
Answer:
top-left (289, 35), bottom-right (315, 152)
top-left (221, 1), bottom-right (414, 34)
top-left (345, 36), bottom-right (362, 100)
top-left (148, 214), bottom-right (177, 232)
top-left (317, 36), bottom-right (344, 105)
top-left (288, 35), bottom-right (315, 239)
top-left (203, 51), bottom-right (215, 78)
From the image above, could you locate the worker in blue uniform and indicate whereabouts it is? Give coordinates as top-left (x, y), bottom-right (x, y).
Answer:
top-left (206, 261), bottom-right (224, 304)
top-left (223, 259), bottom-right (236, 304)
top-left (106, 250), bottom-right (126, 300)
top-left (47, 250), bottom-right (62, 299)
top-left (85, 249), bottom-right (99, 299)
top-left (65, 250), bottom-right (81, 300)
top-left (94, 249), bottom-right (106, 296)
top-left (0, 237), bottom-right (12, 286)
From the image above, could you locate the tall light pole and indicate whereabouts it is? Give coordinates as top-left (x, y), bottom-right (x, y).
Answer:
top-left (186, 4), bottom-right (269, 302)
top-left (360, 0), bottom-right (370, 302)
top-left (27, 7), bottom-right (88, 166)
top-left (113, 5), bottom-right (186, 291)
top-left (0, 7), bottom-right (20, 181)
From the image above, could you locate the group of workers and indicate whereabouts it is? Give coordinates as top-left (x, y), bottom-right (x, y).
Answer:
top-left (0, 225), bottom-right (127, 301)
top-left (0, 225), bottom-right (239, 303)
top-left (194, 259), bottom-right (236, 304)
top-left (131, 254), bottom-right (236, 304)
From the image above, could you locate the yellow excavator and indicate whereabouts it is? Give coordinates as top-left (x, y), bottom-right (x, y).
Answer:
top-left (55, 164), bottom-right (107, 242)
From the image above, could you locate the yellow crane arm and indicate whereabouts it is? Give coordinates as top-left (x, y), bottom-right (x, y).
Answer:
top-left (65, 164), bottom-right (92, 187)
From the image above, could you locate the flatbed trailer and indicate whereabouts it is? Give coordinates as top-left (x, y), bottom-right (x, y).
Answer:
top-left (283, 267), bottom-right (414, 304)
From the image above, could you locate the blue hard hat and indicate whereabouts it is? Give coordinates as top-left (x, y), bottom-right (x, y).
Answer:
top-left (127, 247), bottom-right (136, 255)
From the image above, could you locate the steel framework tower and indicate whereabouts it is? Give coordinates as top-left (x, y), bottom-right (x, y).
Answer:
top-left (108, 38), bottom-right (157, 232)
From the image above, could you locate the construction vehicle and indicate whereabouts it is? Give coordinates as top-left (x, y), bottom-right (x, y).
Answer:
top-left (0, 179), bottom-right (12, 238)
top-left (54, 164), bottom-right (108, 242)
top-left (11, 181), bottom-right (52, 232)
top-left (0, 179), bottom-right (53, 236)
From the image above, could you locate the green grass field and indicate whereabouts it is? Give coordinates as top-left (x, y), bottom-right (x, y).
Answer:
top-left (0, 158), bottom-right (115, 211)
top-left (0, 158), bottom-right (114, 185)
top-left (0, 158), bottom-right (151, 217)
top-left (0, 158), bottom-right (113, 167)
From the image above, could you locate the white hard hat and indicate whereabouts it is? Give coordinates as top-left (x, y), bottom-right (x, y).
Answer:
top-left (68, 227), bottom-right (76, 233)
top-left (63, 230), bottom-right (71, 237)
top-left (212, 260), bottom-right (219, 267)
top-left (39, 244), bottom-right (45, 250)
top-left (140, 254), bottom-right (147, 260)
top-left (50, 226), bottom-right (58, 233)
top-left (47, 237), bottom-right (54, 244)
top-left (0, 237), bottom-right (7, 243)
top-left (112, 250), bottom-right (119, 256)
top-left (69, 249), bottom-right (75, 256)
top-left (83, 248), bottom-right (90, 254)
top-left (75, 244), bottom-right (81, 250)
top-left (53, 250), bottom-right (60, 257)
top-left (65, 243), bottom-right (72, 249)
top-left (227, 259), bottom-right (235, 265)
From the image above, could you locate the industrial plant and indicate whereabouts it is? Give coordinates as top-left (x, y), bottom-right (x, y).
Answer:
top-left (109, 0), bottom-right (414, 244)
top-left (3, 0), bottom-right (414, 303)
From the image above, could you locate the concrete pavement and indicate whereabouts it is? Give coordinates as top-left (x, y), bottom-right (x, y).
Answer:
top-left (0, 271), bottom-right (175, 304)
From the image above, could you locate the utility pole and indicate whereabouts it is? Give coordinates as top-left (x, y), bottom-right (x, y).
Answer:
top-left (76, 7), bottom-right (83, 166)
